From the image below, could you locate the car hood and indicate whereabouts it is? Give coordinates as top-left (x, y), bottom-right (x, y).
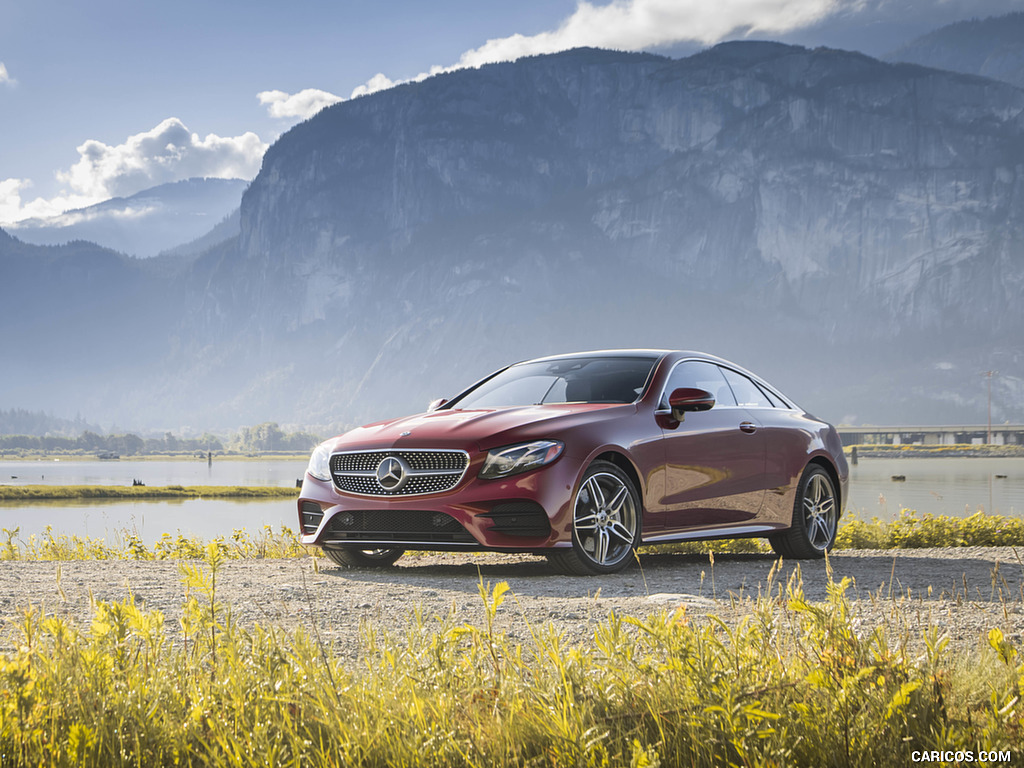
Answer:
top-left (330, 404), bottom-right (632, 453)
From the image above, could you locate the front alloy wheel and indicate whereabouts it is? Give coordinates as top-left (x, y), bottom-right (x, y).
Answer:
top-left (769, 464), bottom-right (838, 559)
top-left (548, 461), bottom-right (640, 575)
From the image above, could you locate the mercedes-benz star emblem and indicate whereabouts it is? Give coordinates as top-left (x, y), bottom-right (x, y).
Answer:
top-left (375, 455), bottom-right (409, 492)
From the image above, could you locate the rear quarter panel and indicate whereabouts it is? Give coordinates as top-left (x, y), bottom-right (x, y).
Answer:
top-left (757, 408), bottom-right (848, 527)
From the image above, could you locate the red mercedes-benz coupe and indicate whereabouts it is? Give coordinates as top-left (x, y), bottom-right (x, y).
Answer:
top-left (298, 350), bottom-right (848, 574)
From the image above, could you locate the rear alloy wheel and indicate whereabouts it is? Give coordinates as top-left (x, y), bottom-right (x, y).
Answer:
top-left (548, 461), bottom-right (640, 575)
top-left (769, 464), bottom-right (838, 559)
top-left (321, 546), bottom-right (405, 569)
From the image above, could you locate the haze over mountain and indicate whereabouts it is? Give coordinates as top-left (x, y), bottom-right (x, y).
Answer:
top-left (3, 42), bottom-right (1023, 432)
top-left (886, 12), bottom-right (1024, 89)
top-left (6, 178), bottom-right (246, 258)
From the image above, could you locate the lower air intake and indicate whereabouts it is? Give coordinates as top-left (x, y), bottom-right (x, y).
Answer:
top-left (321, 510), bottom-right (475, 544)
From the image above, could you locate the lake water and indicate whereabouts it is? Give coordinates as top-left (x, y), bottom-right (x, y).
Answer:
top-left (0, 457), bottom-right (1021, 544)
top-left (0, 498), bottom-right (295, 546)
top-left (0, 458), bottom-right (307, 488)
top-left (845, 457), bottom-right (1023, 520)
top-left (0, 458), bottom-right (306, 546)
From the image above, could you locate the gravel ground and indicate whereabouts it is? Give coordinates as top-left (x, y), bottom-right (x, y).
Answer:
top-left (2, 548), bottom-right (1022, 659)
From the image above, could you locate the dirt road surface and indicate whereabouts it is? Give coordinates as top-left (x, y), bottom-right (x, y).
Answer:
top-left (2, 548), bottom-right (1022, 657)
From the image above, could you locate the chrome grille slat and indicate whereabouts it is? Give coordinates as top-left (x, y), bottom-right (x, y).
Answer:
top-left (330, 449), bottom-right (469, 497)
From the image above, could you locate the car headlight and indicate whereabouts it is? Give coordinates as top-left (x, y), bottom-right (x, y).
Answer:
top-left (479, 440), bottom-right (564, 479)
top-left (306, 441), bottom-right (333, 482)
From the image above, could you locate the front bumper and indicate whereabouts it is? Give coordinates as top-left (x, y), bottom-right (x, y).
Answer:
top-left (297, 451), bottom-right (581, 552)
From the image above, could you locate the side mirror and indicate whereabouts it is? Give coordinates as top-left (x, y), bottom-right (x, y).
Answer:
top-left (427, 397), bottom-right (448, 412)
top-left (668, 387), bottom-right (715, 421)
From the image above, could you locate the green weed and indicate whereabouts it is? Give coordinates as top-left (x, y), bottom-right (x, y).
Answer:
top-left (0, 525), bottom-right (307, 561)
top-left (0, 559), bottom-right (1020, 766)
top-left (0, 484), bottom-right (299, 501)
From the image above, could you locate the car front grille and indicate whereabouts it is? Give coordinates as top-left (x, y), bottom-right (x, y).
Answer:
top-left (330, 449), bottom-right (470, 497)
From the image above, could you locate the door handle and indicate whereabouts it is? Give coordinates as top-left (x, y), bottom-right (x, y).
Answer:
top-left (739, 422), bottom-right (757, 434)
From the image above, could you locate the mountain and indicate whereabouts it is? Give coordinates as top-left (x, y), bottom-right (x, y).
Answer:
top-left (0, 228), bottom-right (182, 414)
top-left (7, 177), bottom-right (247, 258)
top-left (886, 13), bottom-right (1024, 88)
top-left (160, 207), bottom-right (240, 259)
top-left (4, 44), bottom-right (1024, 430)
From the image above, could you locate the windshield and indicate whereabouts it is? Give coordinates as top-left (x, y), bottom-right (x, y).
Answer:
top-left (445, 356), bottom-right (659, 410)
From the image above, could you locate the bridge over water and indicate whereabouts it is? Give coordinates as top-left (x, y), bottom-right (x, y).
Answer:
top-left (837, 425), bottom-right (1024, 446)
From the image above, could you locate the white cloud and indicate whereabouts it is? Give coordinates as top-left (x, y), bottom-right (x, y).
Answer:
top-left (0, 178), bottom-right (98, 224)
top-left (58, 117), bottom-right (266, 200)
top-left (0, 178), bottom-right (30, 222)
top-left (267, 0), bottom-right (840, 118)
top-left (258, 88), bottom-right (343, 120)
top-left (257, 77), bottom-right (399, 120)
top-left (349, 73), bottom-right (397, 99)
top-left (0, 118), bottom-right (267, 225)
top-left (0, 62), bottom-right (14, 86)
top-left (454, 0), bottom-right (838, 67)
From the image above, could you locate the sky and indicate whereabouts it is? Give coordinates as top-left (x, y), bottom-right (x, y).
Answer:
top-left (1, 0), bottom-right (1020, 226)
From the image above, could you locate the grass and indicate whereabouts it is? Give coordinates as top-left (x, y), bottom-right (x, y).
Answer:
top-left (649, 509), bottom-right (1024, 555)
top-left (0, 525), bottom-right (307, 561)
top-left (0, 484), bottom-right (299, 501)
top-left (0, 452), bottom-right (313, 461)
top-left (0, 545), bottom-right (1021, 767)
top-left (1, 509), bottom-right (1022, 562)
top-left (836, 510), bottom-right (1024, 550)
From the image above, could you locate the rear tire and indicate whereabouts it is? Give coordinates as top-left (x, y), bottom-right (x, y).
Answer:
top-left (769, 464), bottom-right (838, 559)
top-left (547, 460), bottom-right (640, 575)
top-left (321, 546), bottom-right (405, 568)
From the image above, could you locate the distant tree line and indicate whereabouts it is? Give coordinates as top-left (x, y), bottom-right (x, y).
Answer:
top-left (229, 423), bottom-right (320, 453)
top-left (0, 422), bottom-right (320, 456)
top-left (0, 408), bottom-right (100, 437)
top-left (0, 431), bottom-right (224, 455)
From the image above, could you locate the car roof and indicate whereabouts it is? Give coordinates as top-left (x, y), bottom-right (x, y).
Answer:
top-left (517, 349), bottom-right (738, 366)
top-left (517, 349), bottom-right (672, 364)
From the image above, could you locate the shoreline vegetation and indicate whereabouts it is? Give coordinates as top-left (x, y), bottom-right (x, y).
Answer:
top-left (0, 509), bottom-right (1022, 562)
top-left (0, 420), bottom-right (322, 458)
top-left (0, 484), bottom-right (299, 501)
top-left (844, 444), bottom-right (1024, 458)
top-left (0, 547), bottom-right (1021, 766)
top-left (0, 451), bottom-right (311, 462)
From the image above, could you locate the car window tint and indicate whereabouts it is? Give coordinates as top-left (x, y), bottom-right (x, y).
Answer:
top-left (660, 361), bottom-right (736, 409)
top-left (450, 356), bottom-right (658, 409)
top-left (755, 382), bottom-right (784, 408)
top-left (720, 367), bottom-right (774, 408)
top-left (461, 375), bottom-right (562, 408)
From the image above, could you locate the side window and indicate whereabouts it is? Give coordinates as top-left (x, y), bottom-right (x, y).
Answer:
top-left (755, 383), bottom-right (786, 408)
top-left (660, 361), bottom-right (736, 409)
top-left (720, 368), bottom-right (774, 408)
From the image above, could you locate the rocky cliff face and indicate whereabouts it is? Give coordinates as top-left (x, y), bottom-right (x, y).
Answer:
top-left (5, 44), bottom-right (1024, 430)
top-left (188, 44), bottom-right (1024, 427)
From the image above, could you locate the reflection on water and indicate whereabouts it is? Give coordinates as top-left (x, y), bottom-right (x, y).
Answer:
top-left (0, 459), bottom-right (307, 488)
top-left (846, 458), bottom-right (1023, 520)
top-left (0, 498), bottom-right (293, 545)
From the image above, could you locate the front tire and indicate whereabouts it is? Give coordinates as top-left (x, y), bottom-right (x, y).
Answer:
top-left (769, 464), bottom-right (838, 559)
top-left (321, 546), bottom-right (405, 569)
top-left (548, 461), bottom-right (640, 575)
